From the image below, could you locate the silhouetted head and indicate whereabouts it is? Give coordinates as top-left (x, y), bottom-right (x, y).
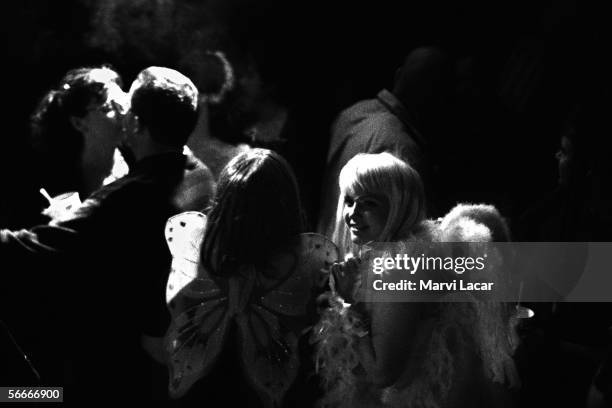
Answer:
top-left (392, 46), bottom-right (452, 117)
top-left (179, 50), bottom-right (235, 105)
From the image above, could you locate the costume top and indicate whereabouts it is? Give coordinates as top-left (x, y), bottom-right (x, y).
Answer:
top-left (0, 151), bottom-right (215, 404)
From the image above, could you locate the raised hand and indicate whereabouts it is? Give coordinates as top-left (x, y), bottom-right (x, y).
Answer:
top-left (330, 256), bottom-right (362, 303)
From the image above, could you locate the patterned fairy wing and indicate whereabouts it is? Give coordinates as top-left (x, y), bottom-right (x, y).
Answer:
top-left (164, 277), bottom-right (230, 398)
top-left (238, 233), bottom-right (339, 406)
top-left (165, 231), bottom-right (340, 403)
top-left (298, 232), bottom-right (340, 289)
top-left (165, 211), bottom-right (207, 305)
top-left (164, 211), bottom-right (229, 397)
top-left (255, 233), bottom-right (339, 317)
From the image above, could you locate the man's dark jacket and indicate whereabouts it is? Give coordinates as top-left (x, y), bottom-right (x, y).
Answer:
top-left (1, 152), bottom-right (214, 405)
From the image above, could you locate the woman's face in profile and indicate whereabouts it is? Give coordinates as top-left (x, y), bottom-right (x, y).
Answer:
top-left (88, 84), bottom-right (125, 140)
top-left (77, 82), bottom-right (127, 169)
top-left (343, 192), bottom-right (389, 245)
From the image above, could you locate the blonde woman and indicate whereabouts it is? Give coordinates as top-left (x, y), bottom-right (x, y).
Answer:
top-left (315, 152), bottom-right (518, 408)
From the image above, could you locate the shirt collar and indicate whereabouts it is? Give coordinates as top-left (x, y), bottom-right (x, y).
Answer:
top-left (377, 89), bottom-right (416, 127)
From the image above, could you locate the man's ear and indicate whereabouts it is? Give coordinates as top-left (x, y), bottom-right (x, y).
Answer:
top-left (69, 116), bottom-right (88, 134)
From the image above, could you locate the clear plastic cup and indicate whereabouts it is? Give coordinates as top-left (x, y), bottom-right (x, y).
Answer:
top-left (42, 191), bottom-right (82, 219)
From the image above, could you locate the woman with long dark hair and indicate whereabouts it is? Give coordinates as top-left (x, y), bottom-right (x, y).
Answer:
top-left (164, 148), bottom-right (336, 407)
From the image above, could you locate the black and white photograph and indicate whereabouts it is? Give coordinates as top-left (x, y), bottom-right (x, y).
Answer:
top-left (1, 1), bottom-right (611, 407)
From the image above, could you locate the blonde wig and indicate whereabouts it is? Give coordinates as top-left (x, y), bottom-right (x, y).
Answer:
top-left (331, 152), bottom-right (426, 256)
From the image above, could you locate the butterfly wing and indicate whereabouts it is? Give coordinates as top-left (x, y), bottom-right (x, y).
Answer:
top-left (164, 211), bottom-right (230, 398)
top-left (297, 232), bottom-right (340, 290)
top-left (165, 283), bottom-right (230, 398)
top-left (165, 211), bottom-right (207, 306)
top-left (237, 233), bottom-right (339, 406)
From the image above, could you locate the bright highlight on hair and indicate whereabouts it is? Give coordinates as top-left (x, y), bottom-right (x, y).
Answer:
top-left (333, 152), bottom-right (426, 256)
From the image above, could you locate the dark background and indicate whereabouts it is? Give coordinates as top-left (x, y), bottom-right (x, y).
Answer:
top-left (0, 2), bottom-right (611, 406)
top-left (0, 0), bottom-right (609, 228)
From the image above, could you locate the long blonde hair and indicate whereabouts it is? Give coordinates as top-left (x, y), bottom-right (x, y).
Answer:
top-left (332, 152), bottom-right (426, 256)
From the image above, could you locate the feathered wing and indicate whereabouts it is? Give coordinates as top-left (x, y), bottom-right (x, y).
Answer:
top-left (238, 233), bottom-right (339, 407)
top-left (437, 203), bottom-right (520, 387)
top-left (164, 211), bottom-right (231, 398)
top-left (382, 204), bottom-right (519, 408)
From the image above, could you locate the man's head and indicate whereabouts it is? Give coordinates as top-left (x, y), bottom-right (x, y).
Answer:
top-left (125, 67), bottom-right (199, 154)
top-left (392, 46), bottom-right (452, 116)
